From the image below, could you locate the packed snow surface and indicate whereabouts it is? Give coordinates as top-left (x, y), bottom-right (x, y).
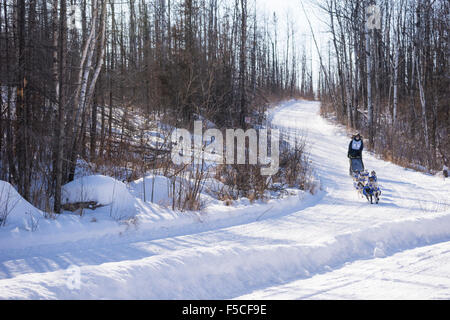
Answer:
top-left (0, 100), bottom-right (449, 299)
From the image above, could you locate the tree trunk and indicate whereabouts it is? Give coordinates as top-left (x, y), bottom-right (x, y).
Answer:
top-left (366, 26), bottom-right (374, 149)
top-left (239, 0), bottom-right (247, 128)
top-left (54, 0), bottom-right (67, 213)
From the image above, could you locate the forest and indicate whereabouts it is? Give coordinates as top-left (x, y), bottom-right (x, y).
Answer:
top-left (316, 0), bottom-right (449, 172)
top-left (1, 0), bottom-right (449, 303)
top-left (0, 0), bottom-right (312, 212)
top-left (0, 0), bottom-right (448, 214)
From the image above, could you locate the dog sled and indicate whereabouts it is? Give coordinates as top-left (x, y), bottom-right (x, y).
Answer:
top-left (349, 157), bottom-right (364, 174)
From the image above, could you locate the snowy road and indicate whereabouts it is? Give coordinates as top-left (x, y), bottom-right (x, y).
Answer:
top-left (237, 241), bottom-right (450, 300)
top-left (0, 100), bottom-right (449, 299)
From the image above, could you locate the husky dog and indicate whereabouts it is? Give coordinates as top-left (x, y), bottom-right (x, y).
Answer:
top-left (353, 170), bottom-right (368, 198)
top-left (363, 171), bottom-right (381, 204)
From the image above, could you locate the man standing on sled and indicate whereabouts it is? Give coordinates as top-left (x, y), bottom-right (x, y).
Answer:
top-left (348, 133), bottom-right (364, 175)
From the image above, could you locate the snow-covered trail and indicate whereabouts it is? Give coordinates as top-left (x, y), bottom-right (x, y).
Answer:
top-left (0, 100), bottom-right (449, 299)
top-left (237, 240), bottom-right (450, 300)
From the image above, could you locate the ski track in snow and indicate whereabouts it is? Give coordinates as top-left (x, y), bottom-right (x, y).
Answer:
top-left (0, 100), bottom-right (449, 299)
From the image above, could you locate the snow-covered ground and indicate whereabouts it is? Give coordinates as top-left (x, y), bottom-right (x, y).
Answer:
top-left (0, 100), bottom-right (449, 299)
top-left (237, 241), bottom-right (450, 300)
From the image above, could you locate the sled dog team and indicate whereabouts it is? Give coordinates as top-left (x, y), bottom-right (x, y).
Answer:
top-left (352, 170), bottom-right (381, 204)
top-left (348, 133), bottom-right (381, 204)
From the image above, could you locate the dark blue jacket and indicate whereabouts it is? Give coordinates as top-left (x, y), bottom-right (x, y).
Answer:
top-left (348, 138), bottom-right (363, 158)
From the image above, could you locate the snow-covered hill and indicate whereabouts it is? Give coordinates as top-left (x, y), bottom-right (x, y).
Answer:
top-left (0, 100), bottom-right (449, 299)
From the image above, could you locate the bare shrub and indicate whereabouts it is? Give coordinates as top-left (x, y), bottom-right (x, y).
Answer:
top-left (168, 160), bottom-right (208, 212)
top-left (121, 216), bottom-right (140, 231)
top-left (215, 164), bottom-right (266, 200)
top-left (25, 211), bottom-right (40, 232)
top-left (270, 132), bottom-right (317, 196)
top-left (0, 183), bottom-right (20, 227)
top-left (275, 137), bottom-right (311, 189)
top-left (214, 129), bottom-right (315, 201)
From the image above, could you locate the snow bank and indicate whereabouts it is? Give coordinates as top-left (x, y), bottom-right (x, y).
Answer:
top-left (2, 212), bottom-right (450, 299)
top-left (0, 180), bottom-right (43, 230)
top-left (129, 175), bottom-right (227, 208)
top-left (62, 175), bottom-right (136, 219)
top-left (129, 175), bottom-right (173, 206)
